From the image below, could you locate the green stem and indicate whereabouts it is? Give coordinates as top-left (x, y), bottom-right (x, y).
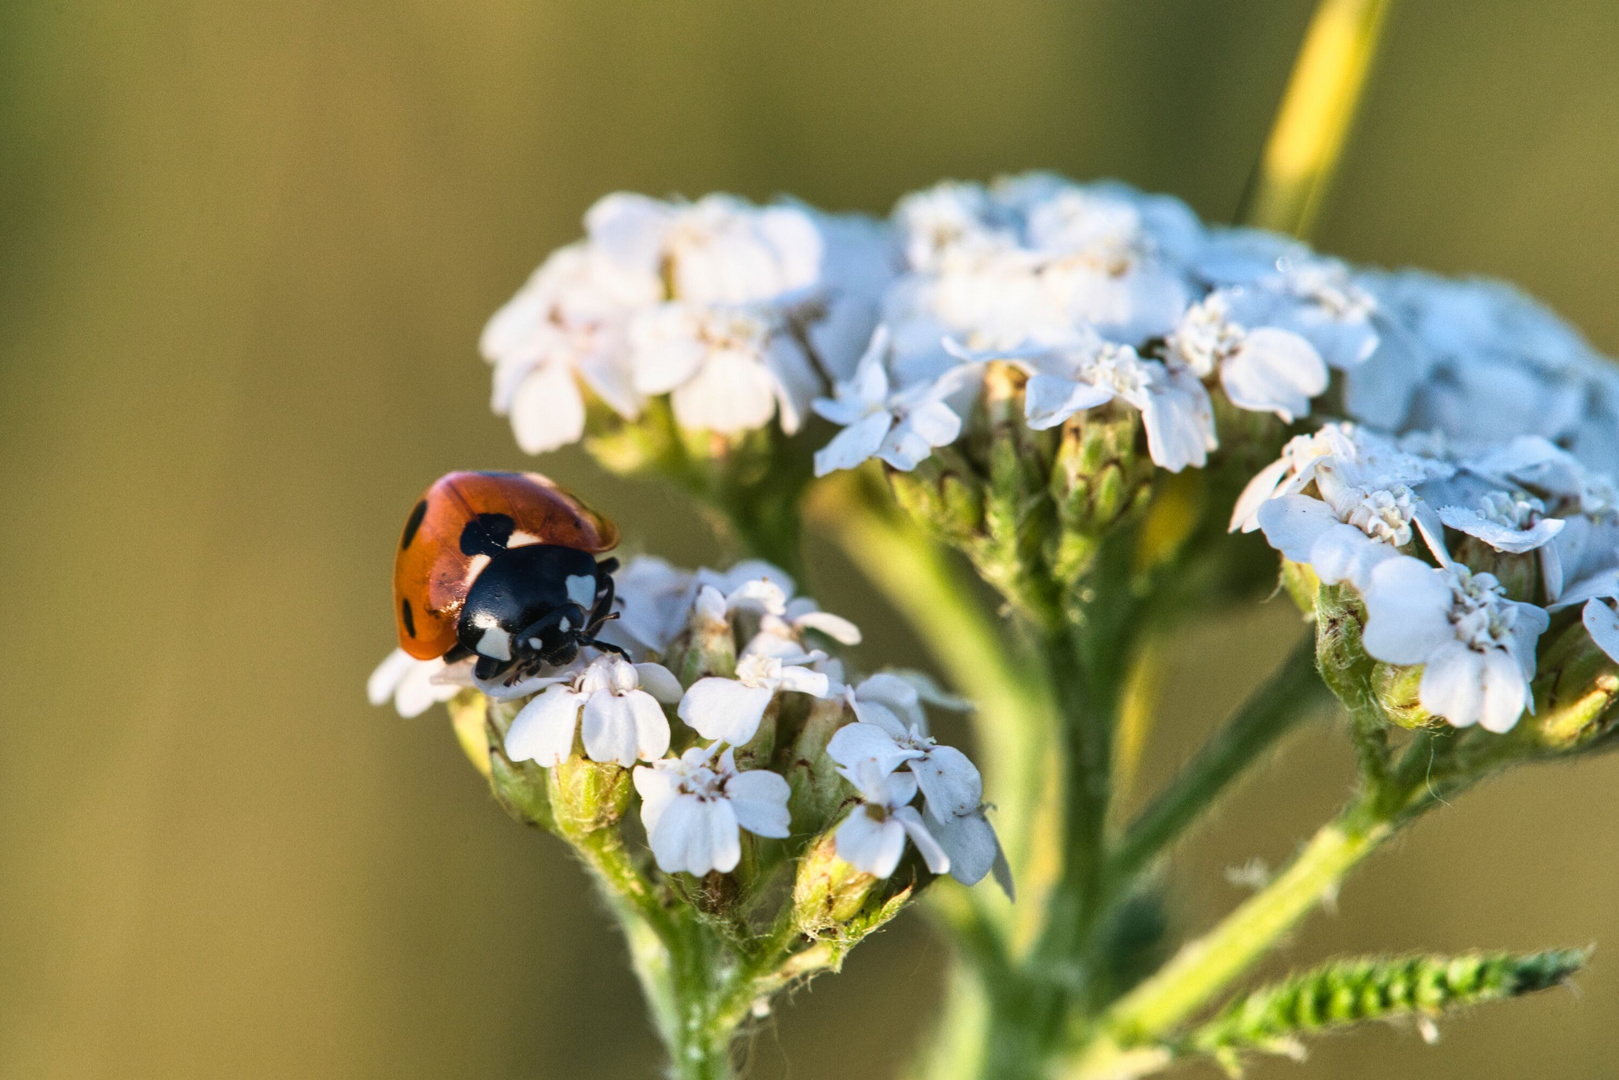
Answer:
top-left (1234, 0), bottom-right (1397, 237)
top-left (1108, 638), bottom-right (1329, 888)
top-left (1074, 799), bottom-right (1396, 1075)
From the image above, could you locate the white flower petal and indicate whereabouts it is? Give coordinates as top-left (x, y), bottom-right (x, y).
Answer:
top-left (649, 793), bottom-right (742, 876)
top-left (794, 610), bottom-right (862, 645)
top-left (1256, 494), bottom-right (1342, 564)
top-left (892, 805), bottom-right (951, 875)
top-left (878, 401), bottom-right (964, 471)
top-left (584, 192), bottom-right (671, 276)
top-left (1140, 374), bottom-right (1216, 472)
top-left (670, 348), bottom-right (781, 434)
top-left (509, 362), bottom-right (587, 454)
top-left (1360, 556), bottom-right (1459, 665)
top-left (1478, 647), bottom-right (1529, 733)
top-left (368, 649), bottom-right (417, 708)
top-left (929, 810), bottom-right (1001, 887)
top-left (1419, 642), bottom-right (1485, 728)
top-left (635, 663), bottom-right (684, 705)
top-left (1553, 567), bottom-right (1619, 611)
top-left (1024, 374), bottom-right (1114, 430)
top-left (1507, 601), bottom-right (1550, 683)
top-left (1437, 505), bottom-right (1565, 554)
top-left (1308, 523), bottom-right (1398, 589)
top-left (504, 686), bottom-right (585, 766)
top-left (827, 722), bottom-right (924, 776)
top-left (582, 688), bottom-right (670, 765)
top-left (910, 745), bottom-right (983, 823)
top-left (633, 765), bottom-right (678, 835)
top-left (724, 770), bottom-right (792, 838)
top-left (1230, 457), bottom-right (1294, 533)
top-left (1220, 328), bottom-right (1327, 422)
top-left (775, 666), bottom-right (832, 698)
top-left (392, 659), bottom-right (458, 718)
top-left (678, 678), bottom-right (775, 745)
top-left (853, 672), bottom-right (926, 731)
top-left (1584, 600), bottom-right (1619, 663)
top-left (835, 807), bottom-right (908, 878)
top-left (814, 410), bottom-right (894, 477)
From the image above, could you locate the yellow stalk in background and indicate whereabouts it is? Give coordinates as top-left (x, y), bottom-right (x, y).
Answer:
top-left (1237, 0), bottom-right (1396, 238)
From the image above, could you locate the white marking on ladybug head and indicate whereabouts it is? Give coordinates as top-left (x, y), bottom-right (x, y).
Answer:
top-left (476, 625), bottom-right (513, 661)
top-left (565, 574), bottom-right (596, 610)
top-left (559, 616), bottom-right (572, 632)
top-left (507, 530), bottom-right (540, 548)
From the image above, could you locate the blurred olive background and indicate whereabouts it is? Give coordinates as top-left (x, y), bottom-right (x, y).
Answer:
top-left (4, 2), bottom-right (1619, 1078)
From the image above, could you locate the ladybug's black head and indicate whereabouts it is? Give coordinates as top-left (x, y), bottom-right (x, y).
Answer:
top-left (457, 544), bottom-right (623, 682)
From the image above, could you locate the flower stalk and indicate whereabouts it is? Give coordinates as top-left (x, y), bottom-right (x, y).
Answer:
top-left (1235, 0), bottom-right (1397, 237)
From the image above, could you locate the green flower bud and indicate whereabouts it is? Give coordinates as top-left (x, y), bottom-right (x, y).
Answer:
top-left (1525, 616), bottom-right (1619, 751)
top-left (786, 696), bottom-right (854, 835)
top-left (665, 595), bottom-right (738, 686)
top-left (1453, 535), bottom-right (1539, 603)
top-left (791, 831), bottom-right (880, 935)
top-left (1371, 661), bottom-right (1431, 730)
top-left (479, 697), bottom-right (554, 831)
top-left (1279, 558), bottom-right (1322, 617)
top-left (547, 756), bottom-right (633, 839)
top-left (446, 689), bottom-right (493, 778)
top-left (729, 695), bottom-right (778, 773)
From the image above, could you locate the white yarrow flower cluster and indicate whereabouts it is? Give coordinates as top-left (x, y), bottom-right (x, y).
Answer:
top-left (826, 673), bottom-right (1009, 889)
top-left (482, 192), bottom-right (895, 449)
top-left (1240, 330), bottom-right (1619, 732)
top-left (811, 173), bottom-right (1378, 476)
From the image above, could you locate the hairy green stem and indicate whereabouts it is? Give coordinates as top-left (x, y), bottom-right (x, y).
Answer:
top-left (1108, 638), bottom-right (1329, 887)
top-left (1074, 798), bottom-right (1399, 1075)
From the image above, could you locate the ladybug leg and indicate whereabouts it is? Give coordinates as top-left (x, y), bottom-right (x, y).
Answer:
top-left (585, 564), bottom-right (619, 635)
top-left (473, 653), bottom-right (516, 682)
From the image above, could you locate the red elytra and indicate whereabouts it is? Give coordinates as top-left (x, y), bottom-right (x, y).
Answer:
top-left (392, 471), bottom-right (619, 660)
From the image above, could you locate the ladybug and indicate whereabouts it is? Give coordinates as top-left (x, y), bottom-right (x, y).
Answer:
top-left (393, 471), bottom-right (624, 681)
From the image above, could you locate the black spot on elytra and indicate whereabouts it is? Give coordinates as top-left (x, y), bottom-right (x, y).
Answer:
top-left (460, 513), bottom-right (515, 558)
top-left (400, 499), bottom-right (428, 550)
top-left (401, 597), bottom-right (416, 637)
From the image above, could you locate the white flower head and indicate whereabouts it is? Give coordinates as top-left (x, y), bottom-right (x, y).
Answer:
top-left (367, 648), bottom-right (471, 718)
top-left (504, 654), bottom-right (681, 768)
top-left (634, 745), bottom-right (791, 876)
top-left (811, 327), bottom-right (974, 476)
top-left (1359, 557), bottom-right (1550, 733)
top-left (1168, 291), bottom-right (1327, 422)
top-left (678, 651), bottom-right (833, 747)
top-left (587, 192), bottom-right (823, 306)
top-left (603, 557), bottom-right (697, 656)
top-left (480, 245), bottom-right (653, 454)
top-left (1016, 334), bottom-right (1217, 472)
top-left (833, 760), bottom-right (950, 879)
top-left (1437, 490), bottom-right (1565, 554)
top-left (826, 674), bottom-right (984, 822)
top-left (1247, 257), bottom-right (1379, 370)
top-left (1233, 422), bottom-right (1454, 536)
top-left (629, 302), bottom-right (819, 435)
